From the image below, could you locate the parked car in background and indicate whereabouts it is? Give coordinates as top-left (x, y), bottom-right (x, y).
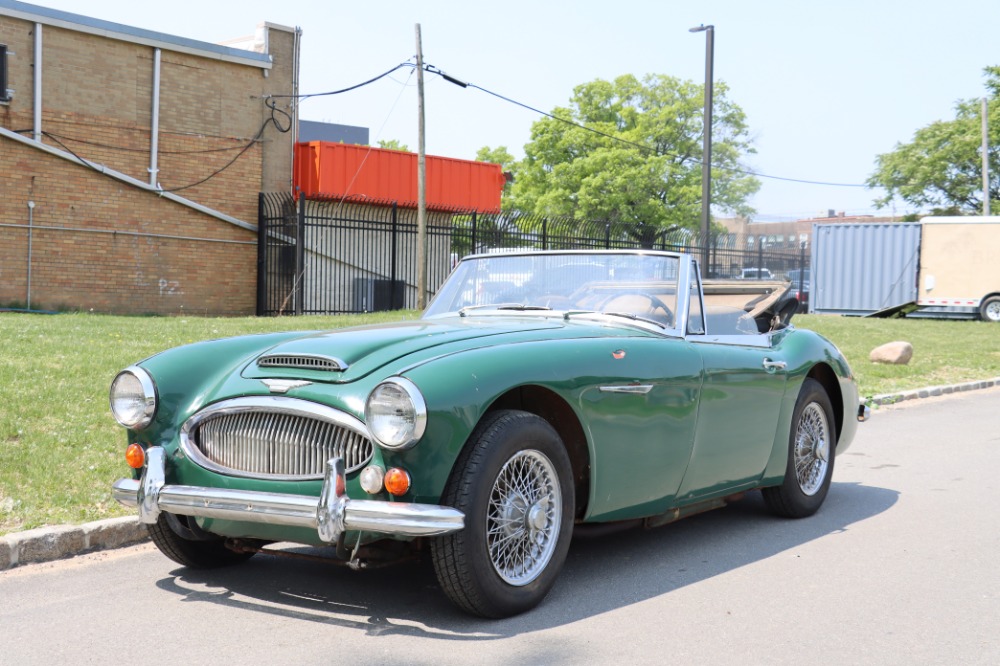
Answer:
top-left (111, 250), bottom-right (866, 618)
top-left (737, 267), bottom-right (774, 280)
top-left (786, 268), bottom-right (811, 313)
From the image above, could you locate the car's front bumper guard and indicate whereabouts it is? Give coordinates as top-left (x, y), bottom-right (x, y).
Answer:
top-left (111, 447), bottom-right (465, 544)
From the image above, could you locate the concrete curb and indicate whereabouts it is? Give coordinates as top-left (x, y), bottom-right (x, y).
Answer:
top-left (3, 377), bottom-right (999, 572)
top-left (868, 377), bottom-right (1000, 406)
top-left (1, 517), bottom-right (148, 571)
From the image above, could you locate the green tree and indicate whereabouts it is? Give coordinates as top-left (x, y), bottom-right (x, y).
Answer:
top-left (475, 145), bottom-right (516, 171)
top-left (510, 73), bottom-right (759, 242)
top-left (868, 66), bottom-right (1000, 214)
top-left (376, 139), bottom-right (410, 152)
top-left (475, 145), bottom-right (517, 202)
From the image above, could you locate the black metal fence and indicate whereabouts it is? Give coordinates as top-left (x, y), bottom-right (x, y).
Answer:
top-left (257, 193), bottom-right (810, 315)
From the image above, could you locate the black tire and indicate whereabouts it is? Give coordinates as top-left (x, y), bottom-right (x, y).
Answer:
top-left (980, 296), bottom-right (1000, 322)
top-left (762, 379), bottom-right (836, 518)
top-left (147, 512), bottom-right (254, 568)
top-left (431, 410), bottom-right (575, 618)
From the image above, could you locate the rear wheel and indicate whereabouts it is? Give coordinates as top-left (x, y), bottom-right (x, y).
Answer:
top-left (147, 513), bottom-right (254, 568)
top-left (431, 410), bottom-right (574, 618)
top-left (763, 379), bottom-right (836, 518)
top-left (980, 296), bottom-right (1000, 322)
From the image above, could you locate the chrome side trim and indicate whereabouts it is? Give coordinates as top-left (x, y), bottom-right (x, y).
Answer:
top-left (599, 384), bottom-right (654, 394)
top-left (113, 447), bottom-right (464, 543)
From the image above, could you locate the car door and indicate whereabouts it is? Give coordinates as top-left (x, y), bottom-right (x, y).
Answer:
top-left (580, 336), bottom-right (703, 522)
top-left (675, 332), bottom-right (788, 502)
top-left (677, 270), bottom-right (787, 501)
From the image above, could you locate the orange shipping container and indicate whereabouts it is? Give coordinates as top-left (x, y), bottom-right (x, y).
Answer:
top-left (293, 142), bottom-right (505, 213)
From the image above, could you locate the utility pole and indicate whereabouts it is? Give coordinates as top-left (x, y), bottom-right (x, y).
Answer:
top-left (415, 24), bottom-right (428, 310)
top-left (689, 24), bottom-right (714, 271)
top-left (983, 97), bottom-right (990, 216)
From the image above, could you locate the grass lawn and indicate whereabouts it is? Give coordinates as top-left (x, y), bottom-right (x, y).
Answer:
top-left (1, 310), bottom-right (997, 535)
top-left (794, 314), bottom-right (1000, 400)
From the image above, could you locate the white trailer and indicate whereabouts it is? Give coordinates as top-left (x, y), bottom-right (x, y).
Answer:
top-left (911, 216), bottom-right (1000, 322)
top-left (810, 217), bottom-right (1000, 321)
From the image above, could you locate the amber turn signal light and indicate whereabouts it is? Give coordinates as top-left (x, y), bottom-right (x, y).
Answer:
top-left (125, 443), bottom-right (145, 469)
top-left (383, 467), bottom-right (411, 496)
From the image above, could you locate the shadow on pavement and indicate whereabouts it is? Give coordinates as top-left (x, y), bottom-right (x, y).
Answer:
top-left (154, 481), bottom-right (897, 639)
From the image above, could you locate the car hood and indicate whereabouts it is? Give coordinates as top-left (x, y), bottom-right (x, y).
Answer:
top-left (241, 316), bottom-right (644, 384)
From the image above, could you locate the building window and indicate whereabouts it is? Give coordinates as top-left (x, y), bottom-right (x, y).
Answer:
top-left (0, 44), bottom-right (9, 102)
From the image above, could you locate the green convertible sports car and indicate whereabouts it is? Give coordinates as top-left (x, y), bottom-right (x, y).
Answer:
top-left (112, 249), bottom-right (867, 618)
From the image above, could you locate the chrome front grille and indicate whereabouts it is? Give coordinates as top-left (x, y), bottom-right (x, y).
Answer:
top-left (180, 397), bottom-right (374, 480)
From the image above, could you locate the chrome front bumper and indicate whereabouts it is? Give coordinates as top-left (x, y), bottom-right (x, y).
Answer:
top-left (112, 447), bottom-right (464, 544)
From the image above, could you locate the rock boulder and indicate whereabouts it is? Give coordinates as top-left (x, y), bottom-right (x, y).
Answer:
top-left (869, 340), bottom-right (913, 365)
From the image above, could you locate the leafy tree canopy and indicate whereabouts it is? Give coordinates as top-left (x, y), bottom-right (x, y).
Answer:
top-left (475, 145), bottom-right (517, 198)
top-left (506, 73), bottom-right (760, 233)
top-left (376, 139), bottom-right (410, 152)
top-left (868, 66), bottom-right (1000, 214)
top-left (475, 145), bottom-right (516, 172)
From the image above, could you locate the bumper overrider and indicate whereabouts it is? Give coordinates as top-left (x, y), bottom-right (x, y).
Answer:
top-left (112, 447), bottom-right (465, 544)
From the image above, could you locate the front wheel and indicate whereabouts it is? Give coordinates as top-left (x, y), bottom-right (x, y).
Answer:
top-left (980, 296), bottom-right (1000, 322)
top-left (763, 379), bottom-right (836, 518)
top-left (431, 410), bottom-right (575, 618)
top-left (147, 512), bottom-right (254, 568)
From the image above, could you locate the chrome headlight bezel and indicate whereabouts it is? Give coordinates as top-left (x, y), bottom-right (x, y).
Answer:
top-left (109, 366), bottom-right (158, 430)
top-left (364, 377), bottom-right (427, 451)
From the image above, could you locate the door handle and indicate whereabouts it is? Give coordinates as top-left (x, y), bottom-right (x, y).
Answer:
top-left (762, 358), bottom-right (786, 373)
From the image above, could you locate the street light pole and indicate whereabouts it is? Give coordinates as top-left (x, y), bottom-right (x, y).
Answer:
top-left (690, 24), bottom-right (714, 271)
top-left (415, 24), bottom-right (427, 310)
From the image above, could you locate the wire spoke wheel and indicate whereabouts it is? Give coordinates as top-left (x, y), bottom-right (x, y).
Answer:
top-left (431, 410), bottom-right (574, 617)
top-left (486, 450), bottom-right (561, 586)
top-left (793, 402), bottom-right (831, 496)
top-left (762, 378), bottom-right (836, 518)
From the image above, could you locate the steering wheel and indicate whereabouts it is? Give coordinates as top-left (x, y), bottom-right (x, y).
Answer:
top-left (598, 292), bottom-right (674, 326)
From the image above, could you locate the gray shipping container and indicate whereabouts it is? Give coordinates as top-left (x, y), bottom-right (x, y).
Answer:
top-left (810, 223), bottom-right (921, 315)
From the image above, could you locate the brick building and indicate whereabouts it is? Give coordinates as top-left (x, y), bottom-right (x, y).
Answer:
top-left (0, 1), bottom-right (299, 314)
top-left (718, 211), bottom-right (903, 251)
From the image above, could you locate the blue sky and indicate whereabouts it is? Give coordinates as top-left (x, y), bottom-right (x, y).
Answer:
top-left (31, 0), bottom-right (1000, 221)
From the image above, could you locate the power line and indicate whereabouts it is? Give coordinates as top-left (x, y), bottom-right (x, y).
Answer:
top-left (255, 59), bottom-right (871, 190)
top-left (267, 61), bottom-right (416, 101)
top-left (421, 64), bottom-right (868, 189)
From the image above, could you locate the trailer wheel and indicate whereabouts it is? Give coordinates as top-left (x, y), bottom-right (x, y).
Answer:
top-left (980, 296), bottom-right (1000, 322)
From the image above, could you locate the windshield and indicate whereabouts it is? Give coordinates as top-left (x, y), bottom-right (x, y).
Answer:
top-left (425, 252), bottom-right (680, 326)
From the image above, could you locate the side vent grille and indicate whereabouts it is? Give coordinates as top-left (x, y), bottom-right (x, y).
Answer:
top-left (258, 354), bottom-right (347, 372)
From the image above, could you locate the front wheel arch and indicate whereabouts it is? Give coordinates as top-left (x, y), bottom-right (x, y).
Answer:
top-left (484, 385), bottom-right (591, 520)
top-left (806, 362), bottom-right (843, 443)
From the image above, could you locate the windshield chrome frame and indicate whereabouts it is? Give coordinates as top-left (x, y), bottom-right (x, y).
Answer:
top-left (425, 249), bottom-right (695, 338)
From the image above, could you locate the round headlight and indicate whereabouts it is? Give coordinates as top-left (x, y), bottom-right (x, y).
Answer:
top-left (365, 378), bottom-right (426, 450)
top-left (110, 367), bottom-right (157, 429)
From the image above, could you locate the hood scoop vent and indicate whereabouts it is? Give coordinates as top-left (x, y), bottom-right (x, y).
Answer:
top-left (258, 354), bottom-right (348, 372)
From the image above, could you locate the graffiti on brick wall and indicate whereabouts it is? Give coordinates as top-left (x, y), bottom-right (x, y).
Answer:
top-left (158, 279), bottom-right (183, 297)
